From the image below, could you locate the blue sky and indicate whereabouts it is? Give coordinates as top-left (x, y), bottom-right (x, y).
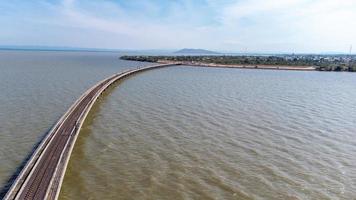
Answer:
top-left (1, 0), bottom-right (356, 53)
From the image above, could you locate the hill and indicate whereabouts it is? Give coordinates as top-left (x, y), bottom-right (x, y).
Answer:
top-left (174, 48), bottom-right (220, 54)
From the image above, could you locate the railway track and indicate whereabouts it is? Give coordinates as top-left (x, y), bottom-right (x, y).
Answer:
top-left (4, 63), bottom-right (177, 200)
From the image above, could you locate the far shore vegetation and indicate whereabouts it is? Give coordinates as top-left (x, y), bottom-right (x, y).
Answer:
top-left (121, 55), bottom-right (356, 72)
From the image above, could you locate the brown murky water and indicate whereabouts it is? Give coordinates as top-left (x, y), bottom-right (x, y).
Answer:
top-left (0, 50), bottom-right (148, 195)
top-left (1, 52), bottom-right (355, 199)
top-left (59, 66), bottom-right (356, 199)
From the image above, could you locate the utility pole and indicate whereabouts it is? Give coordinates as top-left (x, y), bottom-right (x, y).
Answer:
top-left (348, 45), bottom-right (352, 71)
top-left (349, 45), bottom-right (352, 55)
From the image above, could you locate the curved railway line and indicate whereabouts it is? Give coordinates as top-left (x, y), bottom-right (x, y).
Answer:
top-left (4, 63), bottom-right (178, 200)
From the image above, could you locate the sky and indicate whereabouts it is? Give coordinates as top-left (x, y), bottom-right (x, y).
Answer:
top-left (1, 0), bottom-right (356, 53)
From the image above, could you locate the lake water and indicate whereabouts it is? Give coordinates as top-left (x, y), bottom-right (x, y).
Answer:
top-left (0, 50), bottom-right (149, 195)
top-left (1, 51), bottom-right (356, 199)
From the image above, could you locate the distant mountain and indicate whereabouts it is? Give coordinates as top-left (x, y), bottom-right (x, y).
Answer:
top-left (174, 48), bottom-right (220, 54)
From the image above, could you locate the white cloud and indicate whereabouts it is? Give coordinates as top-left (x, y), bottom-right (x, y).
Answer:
top-left (48, 0), bottom-right (221, 49)
top-left (1, 0), bottom-right (356, 53)
top-left (217, 0), bottom-right (356, 52)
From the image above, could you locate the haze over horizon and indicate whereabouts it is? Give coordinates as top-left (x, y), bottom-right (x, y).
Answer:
top-left (1, 0), bottom-right (356, 54)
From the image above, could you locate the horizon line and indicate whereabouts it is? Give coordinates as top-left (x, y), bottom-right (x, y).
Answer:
top-left (0, 45), bottom-right (354, 55)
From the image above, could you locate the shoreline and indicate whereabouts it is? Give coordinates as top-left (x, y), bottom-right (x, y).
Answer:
top-left (120, 55), bottom-right (355, 72)
top-left (157, 60), bottom-right (316, 71)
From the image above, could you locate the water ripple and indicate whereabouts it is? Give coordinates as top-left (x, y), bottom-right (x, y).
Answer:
top-left (60, 66), bottom-right (356, 199)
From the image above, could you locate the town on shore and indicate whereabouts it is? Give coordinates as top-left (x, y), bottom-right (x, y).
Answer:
top-left (121, 55), bottom-right (356, 72)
